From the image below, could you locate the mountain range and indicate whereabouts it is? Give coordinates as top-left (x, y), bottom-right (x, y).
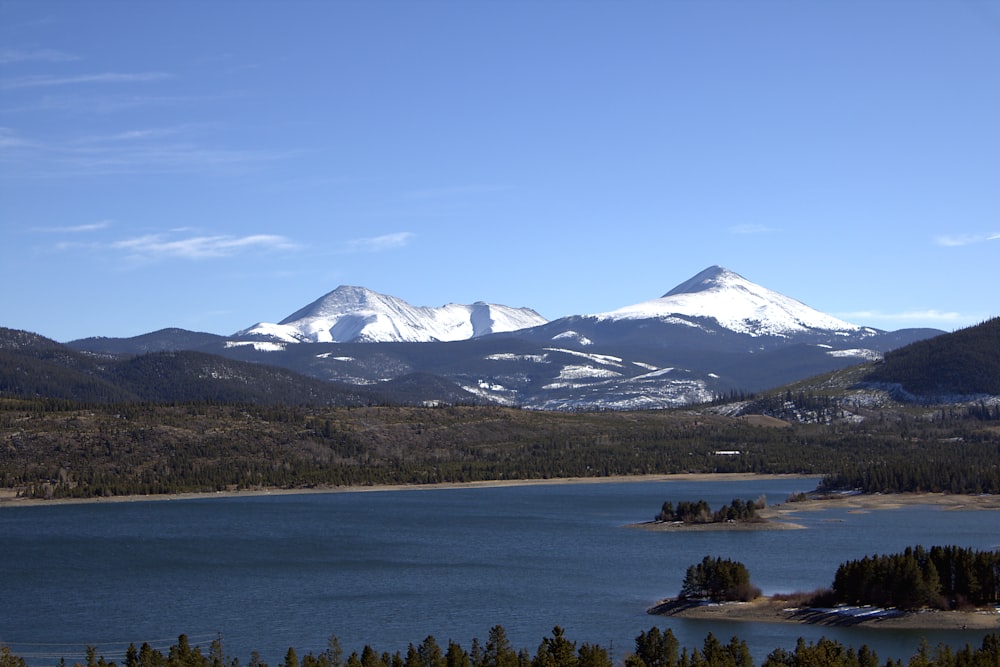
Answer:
top-left (59, 266), bottom-right (944, 410)
top-left (237, 285), bottom-right (547, 343)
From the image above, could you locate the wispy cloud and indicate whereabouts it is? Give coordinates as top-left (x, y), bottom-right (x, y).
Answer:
top-left (344, 232), bottom-right (415, 253)
top-left (934, 232), bottom-right (1000, 247)
top-left (33, 220), bottom-right (112, 233)
top-left (112, 233), bottom-right (299, 260)
top-left (1, 93), bottom-right (197, 115)
top-left (1, 71), bottom-right (172, 90)
top-left (76, 125), bottom-right (197, 143)
top-left (0, 48), bottom-right (80, 64)
top-left (728, 224), bottom-right (777, 235)
top-left (0, 127), bottom-right (32, 149)
top-left (0, 126), bottom-right (296, 176)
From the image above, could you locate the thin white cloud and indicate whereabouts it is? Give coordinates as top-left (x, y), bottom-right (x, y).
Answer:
top-left (0, 127), bottom-right (32, 149)
top-left (78, 126), bottom-right (193, 143)
top-left (112, 233), bottom-right (298, 260)
top-left (0, 48), bottom-right (80, 64)
top-left (345, 232), bottom-right (415, 253)
top-left (1, 93), bottom-right (196, 114)
top-left (728, 224), bottom-right (777, 235)
top-left (33, 220), bottom-right (112, 233)
top-left (1, 72), bottom-right (172, 90)
top-left (0, 126), bottom-right (297, 176)
top-left (934, 232), bottom-right (1000, 247)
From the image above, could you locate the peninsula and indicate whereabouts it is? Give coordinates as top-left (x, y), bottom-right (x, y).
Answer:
top-left (651, 545), bottom-right (1000, 630)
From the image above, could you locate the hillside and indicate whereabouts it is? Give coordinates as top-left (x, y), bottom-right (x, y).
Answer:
top-left (0, 328), bottom-right (382, 406)
top-left (5, 318), bottom-right (1000, 500)
top-left (863, 317), bottom-right (1000, 399)
top-left (0, 328), bottom-right (139, 403)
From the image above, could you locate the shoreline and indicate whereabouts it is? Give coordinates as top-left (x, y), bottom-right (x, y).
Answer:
top-left (628, 518), bottom-right (807, 531)
top-left (648, 597), bottom-right (1000, 630)
top-left (5, 475), bottom-right (1000, 518)
top-left (627, 490), bottom-right (1000, 532)
top-left (770, 491), bottom-right (1000, 514)
top-left (0, 472), bottom-right (813, 509)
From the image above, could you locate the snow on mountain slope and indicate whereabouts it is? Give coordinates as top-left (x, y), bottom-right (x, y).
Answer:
top-left (595, 266), bottom-right (874, 338)
top-left (236, 286), bottom-right (547, 343)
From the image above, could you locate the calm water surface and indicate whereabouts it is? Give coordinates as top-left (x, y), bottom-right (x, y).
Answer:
top-left (2, 477), bottom-right (999, 666)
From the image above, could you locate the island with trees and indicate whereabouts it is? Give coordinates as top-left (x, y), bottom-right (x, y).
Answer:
top-left (650, 546), bottom-right (1000, 629)
top-left (632, 497), bottom-right (793, 531)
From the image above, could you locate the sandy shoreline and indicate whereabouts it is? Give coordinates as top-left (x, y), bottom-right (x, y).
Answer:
top-left (629, 518), bottom-right (807, 531)
top-left (649, 597), bottom-right (1000, 630)
top-left (625, 490), bottom-right (1000, 532)
top-left (5, 476), bottom-right (1000, 520)
top-left (0, 472), bottom-right (813, 508)
top-left (768, 492), bottom-right (1000, 513)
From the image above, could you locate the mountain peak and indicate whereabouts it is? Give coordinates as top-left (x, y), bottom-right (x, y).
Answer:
top-left (663, 265), bottom-right (740, 297)
top-left (278, 285), bottom-right (388, 325)
top-left (598, 266), bottom-right (864, 338)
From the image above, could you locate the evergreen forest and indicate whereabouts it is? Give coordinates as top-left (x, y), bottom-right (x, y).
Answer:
top-left (831, 546), bottom-right (1000, 611)
top-left (3, 394), bottom-right (1000, 500)
top-left (7, 626), bottom-right (1000, 667)
top-left (655, 499), bottom-right (764, 524)
top-left (678, 556), bottom-right (760, 602)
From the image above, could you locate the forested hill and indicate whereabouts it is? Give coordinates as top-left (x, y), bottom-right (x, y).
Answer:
top-left (863, 317), bottom-right (1000, 399)
top-left (0, 327), bottom-right (380, 406)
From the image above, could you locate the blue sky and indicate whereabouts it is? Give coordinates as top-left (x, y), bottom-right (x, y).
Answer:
top-left (2, 0), bottom-right (998, 342)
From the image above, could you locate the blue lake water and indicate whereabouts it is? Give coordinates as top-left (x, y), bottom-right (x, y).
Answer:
top-left (2, 477), bottom-right (999, 666)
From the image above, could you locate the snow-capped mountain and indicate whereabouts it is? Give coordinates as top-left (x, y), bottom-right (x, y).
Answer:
top-left (594, 265), bottom-right (873, 338)
top-left (68, 266), bottom-right (945, 411)
top-left (236, 285), bottom-right (547, 343)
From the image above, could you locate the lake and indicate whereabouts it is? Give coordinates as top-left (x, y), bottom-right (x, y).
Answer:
top-left (2, 477), bottom-right (999, 666)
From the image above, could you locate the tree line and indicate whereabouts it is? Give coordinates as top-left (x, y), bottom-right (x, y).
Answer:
top-left (677, 556), bottom-right (760, 603)
top-left (669, 544), bottom-right (1000, 613)
top-left (655, 498), bottom-right (764, 524)
top-left (832, 545), bottom-right (1000, 611)
top-left (8, 627), bottom-right (1000, 667)
top-left (4, 393), bottom-right (1000, 501)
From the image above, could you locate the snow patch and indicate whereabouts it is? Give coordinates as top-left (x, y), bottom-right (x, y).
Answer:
top-left (551, 331), bottom-right (594, 346)
top-left (632, 361), bottom-right (659, 371)
top-left (224, 340), bottom-right (286, 352)
top-left (485, 353), bottom-right (549, 363)
top-left (827, 348), bottom-right (881, 360)
top-left (316, 353), bottom-right (355, 361)
top-left (544, 348), bottom-right (623, 367)
top-left (478, 379), bottom-right (508, 391)
top-left (631, 367), bottom-right (676, 379)
top-left (555, 364), bottom-right (624, 380)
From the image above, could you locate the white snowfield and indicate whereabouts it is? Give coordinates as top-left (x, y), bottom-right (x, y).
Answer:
top-left (236, 285), bottom-right (547, 344)
top-left (593, 266), bottom-right (875, 338)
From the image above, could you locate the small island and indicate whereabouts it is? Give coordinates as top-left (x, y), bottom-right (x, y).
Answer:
top-left (630, 496), bottom-right (804, 531)
top-left (650, 546), bottom-right (1000, 630)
